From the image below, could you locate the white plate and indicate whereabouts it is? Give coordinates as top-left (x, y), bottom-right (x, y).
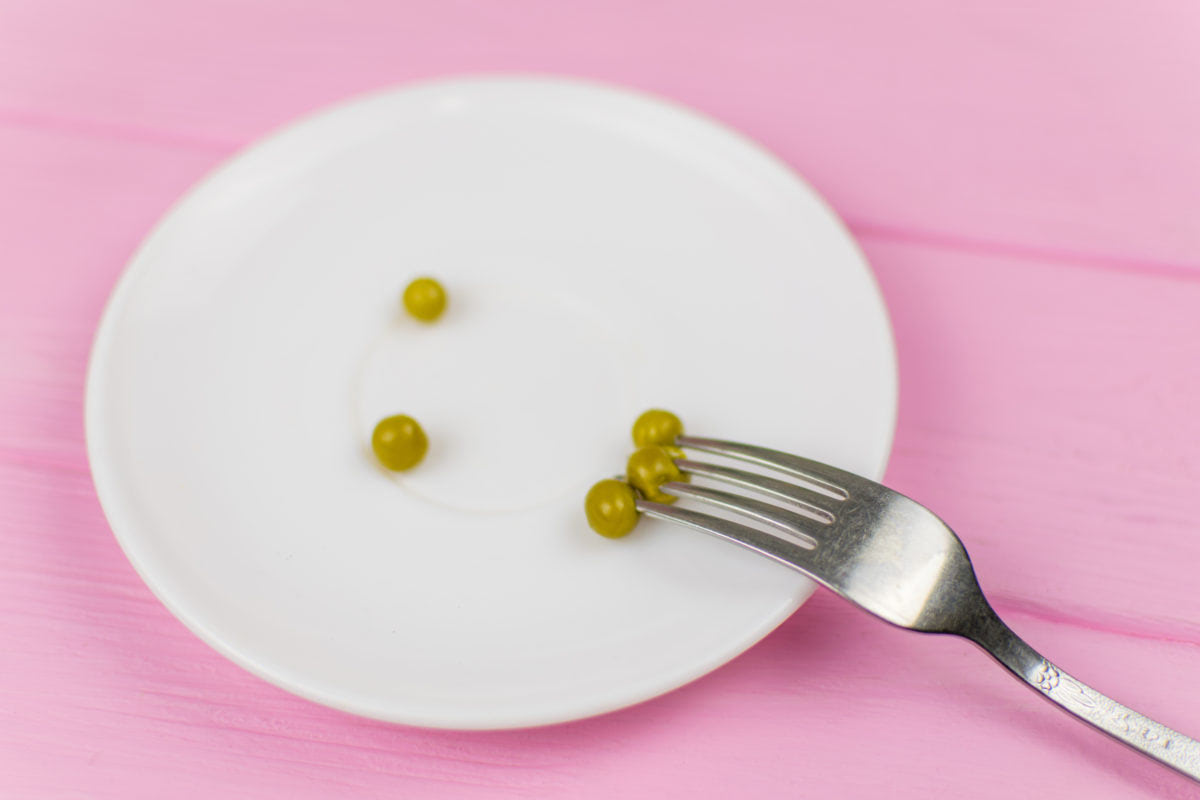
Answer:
top-left (86, 76), bottom-right (897, 729)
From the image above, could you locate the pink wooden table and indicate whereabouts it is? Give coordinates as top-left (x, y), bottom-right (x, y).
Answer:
top-left (4, 2), bottom-right (1200, 797)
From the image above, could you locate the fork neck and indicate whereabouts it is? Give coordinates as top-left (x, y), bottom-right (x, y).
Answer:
top-left (955, 601), bottom-right (1044, 678)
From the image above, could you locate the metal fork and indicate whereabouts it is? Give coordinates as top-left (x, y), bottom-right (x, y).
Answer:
top-left (636, 435), bottom-right (1200, 782)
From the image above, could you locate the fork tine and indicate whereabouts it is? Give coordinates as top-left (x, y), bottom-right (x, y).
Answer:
top-left (676, 459), bottom-right (839, 518)
top-left (676, 436), bottom-right (852, 500)
top-left (660, 481), bottom-right (821, 546)
top-left (635, 499), bottom-right (821, 575)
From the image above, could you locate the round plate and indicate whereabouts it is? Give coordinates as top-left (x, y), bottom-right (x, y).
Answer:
top-left (86, 76), bottom-right (896, 729)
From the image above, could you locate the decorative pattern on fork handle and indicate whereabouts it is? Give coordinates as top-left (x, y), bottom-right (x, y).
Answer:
top-left (1042, 662), bottom-right (1189, 760)
top-left (1032, 661), bottom-right (1061, 692)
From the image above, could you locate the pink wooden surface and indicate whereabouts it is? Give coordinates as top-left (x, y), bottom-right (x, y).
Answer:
top-left (3, 1), bottom-right (1199, 797)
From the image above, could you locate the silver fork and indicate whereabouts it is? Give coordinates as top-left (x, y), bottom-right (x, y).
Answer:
top-left (636, 435), bottom-right (1200, 782)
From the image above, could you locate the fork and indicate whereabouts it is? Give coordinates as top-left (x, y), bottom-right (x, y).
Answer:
top-left (636, 435), bottom-right (1200, 782)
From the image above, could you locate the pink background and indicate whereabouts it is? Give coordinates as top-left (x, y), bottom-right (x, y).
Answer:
top-left (3, 1), bottom-right (1200, 797)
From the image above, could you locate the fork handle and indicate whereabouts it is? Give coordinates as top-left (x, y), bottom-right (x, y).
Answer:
top-left (966, 609), bottom-right (1200, 782)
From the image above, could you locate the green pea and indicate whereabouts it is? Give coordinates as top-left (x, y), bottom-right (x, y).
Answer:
top-left (585, 479), bottom-right (640, 538)
top-left (371, 414), bottom-right (428, 471)
top-left (632, 409), bottom-right (683, 448)
top-left (626, 445), bottom-right (686, 504)
top-left (402, 277), bottom-right (447, 322)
